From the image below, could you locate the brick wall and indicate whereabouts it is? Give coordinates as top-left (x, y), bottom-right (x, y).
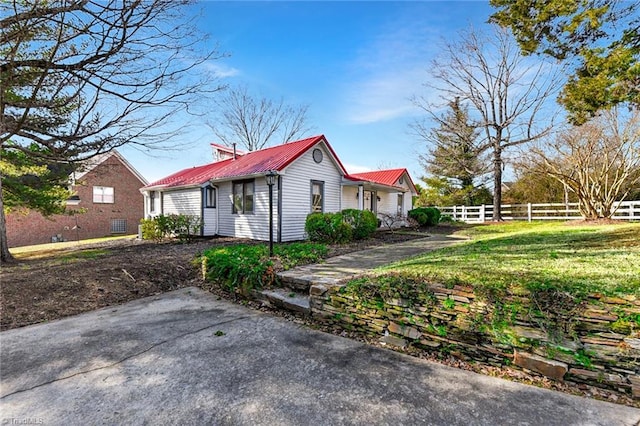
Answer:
top-left (6, 154), bottom-right (145, 247)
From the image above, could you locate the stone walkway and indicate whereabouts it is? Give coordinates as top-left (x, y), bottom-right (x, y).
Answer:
top-left (261, 234), bottom-right (465, 314)
top-left (277, 234), bottom-right (465, 289)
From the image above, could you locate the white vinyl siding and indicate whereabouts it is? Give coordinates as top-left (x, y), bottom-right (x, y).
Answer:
top-left (376, 191), bottom-right (397, 216)
top-left (217, 178), bottom-right (280, 241)
top-left (203, 186), bottom-right (217, 236)
top-left (342, 186), bottom-right (359, 210)
top-left (203, 205), bottom-right (217, 236)
top-left (162, 189), bottom-right (201, 216)
top-left (280, 142), bottom-right (343, 241)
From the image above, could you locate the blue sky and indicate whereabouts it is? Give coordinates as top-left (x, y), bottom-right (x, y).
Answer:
top-left (121, 1), bottom-right (497, 184)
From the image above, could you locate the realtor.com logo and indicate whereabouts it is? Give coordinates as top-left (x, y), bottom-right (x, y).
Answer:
top-left (1, 419), bottom-right (44, 425)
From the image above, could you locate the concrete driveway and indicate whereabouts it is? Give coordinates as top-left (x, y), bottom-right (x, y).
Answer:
top-left (1, 287), bottom-right (639, 425)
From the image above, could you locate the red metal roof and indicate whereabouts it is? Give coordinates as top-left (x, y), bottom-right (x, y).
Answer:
top-left (144, 135), bottom-right (347, 189)
top-left (348, 168), bottom-right (417, 193)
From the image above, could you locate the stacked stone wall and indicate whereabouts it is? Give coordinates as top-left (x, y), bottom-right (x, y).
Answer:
top-left (310, 281), bottom-right (640, 398)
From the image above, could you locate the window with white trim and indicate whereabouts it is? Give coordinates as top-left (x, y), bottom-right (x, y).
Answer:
top-left (93, 186), bottom-right (114, 203)
top-left (232, 180), bottom-right (254, 214)
top-left (397, 193), bottom-right (404, 215)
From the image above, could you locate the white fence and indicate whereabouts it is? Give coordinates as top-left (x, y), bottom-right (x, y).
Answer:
top-left (439, 200), bottom-right (640, 223)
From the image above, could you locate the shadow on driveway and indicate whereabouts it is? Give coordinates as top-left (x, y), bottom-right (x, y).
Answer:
top-left (1, 288), bottom-right (639, 425)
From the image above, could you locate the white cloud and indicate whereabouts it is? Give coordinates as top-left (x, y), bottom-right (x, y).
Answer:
top-left (202, 61), bottom-right (240, 79)
top-left (340, 14), bottom-right (441, 124)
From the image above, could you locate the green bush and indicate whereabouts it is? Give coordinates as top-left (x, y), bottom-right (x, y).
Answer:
top-left (140, 218), bottom-right (163, 241)
top-left (408, 207), bottom-right (441, 227)
top-left (340, 209), bottom-right (378, 240)
top-left (140, 214), bottom-right (203, 242)
top-left (201, 242), bottom-right (328, 291)
top-left (305, 212), bottom-right (352, 244)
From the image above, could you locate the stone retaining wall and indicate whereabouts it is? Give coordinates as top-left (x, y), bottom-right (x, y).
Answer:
top-left (309, 279), bottom-right (640, 398)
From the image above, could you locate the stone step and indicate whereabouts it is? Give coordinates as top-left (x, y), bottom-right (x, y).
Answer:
top-left (257, 288), bottom-right (310, 315)
top-left (277, 271), bottom-right (313, 292)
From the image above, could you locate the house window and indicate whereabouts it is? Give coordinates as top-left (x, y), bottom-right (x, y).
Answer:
top-left (397, 193), bottom-right (404, 215)
top-left (93, 186), bottom-right (114, 203)
top-left (311, 180), bottom-right (324, 213)
top-left (111, 219), bottom-right (127, 234)
top-left (205, 186), bottom-right (216, 208)
top-left (149, 191), bottom-right (156, 212)
top-left (232, 180), bottom-right (254, 214)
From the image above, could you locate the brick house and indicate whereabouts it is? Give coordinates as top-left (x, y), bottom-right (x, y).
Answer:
top-left (6, 150), bottom-right (147, 248)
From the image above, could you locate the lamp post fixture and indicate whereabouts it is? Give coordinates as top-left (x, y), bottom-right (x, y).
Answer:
top-left (265, 170), bottom-right (278, 257)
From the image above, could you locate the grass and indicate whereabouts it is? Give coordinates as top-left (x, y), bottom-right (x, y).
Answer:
top-left (11, 234), bottom-right (135, 260)
top-left (383, 221), bottom-right (640, 297)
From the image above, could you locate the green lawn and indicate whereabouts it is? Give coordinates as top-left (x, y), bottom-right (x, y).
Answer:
top-left (384, 221), bottom-right (640, 297)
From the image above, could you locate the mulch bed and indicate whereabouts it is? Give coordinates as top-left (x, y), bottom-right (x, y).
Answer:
top-left (0, 228), bottom-right (436, 331)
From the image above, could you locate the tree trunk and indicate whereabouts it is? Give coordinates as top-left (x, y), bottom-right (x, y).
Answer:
top-left (0, 177), bottom-right (15, 263)
top-left (493, 144), bottom-right (503, 221)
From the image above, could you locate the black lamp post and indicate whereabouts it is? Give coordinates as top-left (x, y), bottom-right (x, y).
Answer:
top-left (265, 170), bottom-right (278, 257)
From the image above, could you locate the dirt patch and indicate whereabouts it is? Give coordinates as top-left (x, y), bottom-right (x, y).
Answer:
top-left (1, 229), bottom-right (435, 331)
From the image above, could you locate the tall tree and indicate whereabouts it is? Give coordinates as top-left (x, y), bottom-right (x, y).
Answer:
top-left (208, 86), bottom-right (313, 151)
top-left (529, 108), bottom-right (640, 219)
top-left (411, 97), bottom-right (490, 205)
top-left (0, 0), bottom-right (224, 262)
top-left (414, 26), bottom-right (560, 220)
top-left (491, 0), bottom-right (640, 124)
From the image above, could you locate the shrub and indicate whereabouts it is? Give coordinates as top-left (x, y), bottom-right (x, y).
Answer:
top-left (201, 242), bottom-right (328, 292)
top-left (305, 212), bottom-right (352, 244)
top-left (340, 209), bottom-right (378, 240)
top-left (203, 245), bottom-right (272, 292)
top-left (408, 207), bottom-right (441, 227)
top-left (140, 214), bottom-right (203, 242)
top-left (140, 218), bottom-right (163, 241)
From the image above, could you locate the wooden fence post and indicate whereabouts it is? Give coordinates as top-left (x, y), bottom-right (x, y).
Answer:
top-left (527, 203), bottom-right (532, 222)
top-left (480, 204), bottom-right (486, 223)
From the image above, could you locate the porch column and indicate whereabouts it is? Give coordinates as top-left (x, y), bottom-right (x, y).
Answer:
top-left (358, 185), bottom-right (364, 210)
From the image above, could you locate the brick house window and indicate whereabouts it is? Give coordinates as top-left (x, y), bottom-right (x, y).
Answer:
top-left (111, 219), bottom-right (127, 233)
top-left (93, 186), bottom-right (114, 203)
top-left (232, 180), bottom-right (254, 214)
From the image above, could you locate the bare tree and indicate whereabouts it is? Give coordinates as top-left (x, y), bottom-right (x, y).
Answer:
top-left (209, 86), bottom-right (313, 151)
top-left (530, 108), bottom-right (640, 219)
top-left (414, 26), bottom-right (561, 220)
top-left (0, 0), bottom-right (225, 262)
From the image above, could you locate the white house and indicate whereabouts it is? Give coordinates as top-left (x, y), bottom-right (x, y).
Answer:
top-left (140, 135), bottom-right (417, 242)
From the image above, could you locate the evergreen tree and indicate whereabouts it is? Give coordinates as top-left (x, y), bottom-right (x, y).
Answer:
top-left (413, 98), bottom-right (491, 206)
